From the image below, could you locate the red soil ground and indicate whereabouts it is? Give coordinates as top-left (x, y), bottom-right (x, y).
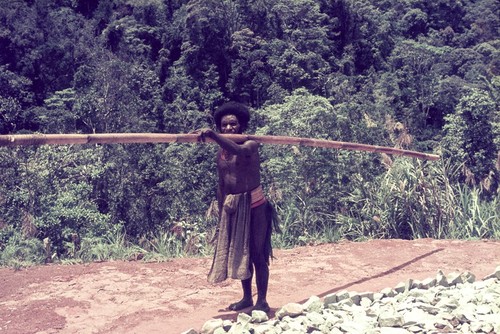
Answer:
top-left (1, 239), bottom-right (499, 334)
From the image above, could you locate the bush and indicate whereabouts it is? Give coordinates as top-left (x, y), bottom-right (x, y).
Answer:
top-left (0, 232), bottom-right (46, 268)
top-left (337, 157), bottom-right (499, 240)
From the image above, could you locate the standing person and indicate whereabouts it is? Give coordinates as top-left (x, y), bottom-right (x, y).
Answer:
top-left (198, 101), bottom-right (278, 313)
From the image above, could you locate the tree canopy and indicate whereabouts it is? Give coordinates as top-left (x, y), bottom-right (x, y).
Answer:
top-left (0, 0), bottom-right (498, 255)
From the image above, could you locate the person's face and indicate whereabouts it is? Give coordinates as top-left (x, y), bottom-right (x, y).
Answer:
top-left (220, 114), bottom-right (241, 134)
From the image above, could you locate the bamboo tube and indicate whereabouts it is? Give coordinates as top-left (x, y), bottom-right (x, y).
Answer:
top-left (0, 133), bottom-right (440, 160)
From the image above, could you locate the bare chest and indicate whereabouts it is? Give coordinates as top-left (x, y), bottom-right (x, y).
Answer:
top-left (217, 150), bottom-right (261, 192)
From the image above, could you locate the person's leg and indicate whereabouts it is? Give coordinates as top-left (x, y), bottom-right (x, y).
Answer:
top-left (228, 270), bottom-right (254, 310)
top-left (250, 204), bottom-right (271, 312)
top-left (228, 197), bottom-right (254, 311)
top-left (253, 260), bottom-right (269, 312)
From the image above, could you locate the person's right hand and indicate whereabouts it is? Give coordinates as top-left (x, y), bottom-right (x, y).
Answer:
top-left (196, 128), bottom-right (215, 143)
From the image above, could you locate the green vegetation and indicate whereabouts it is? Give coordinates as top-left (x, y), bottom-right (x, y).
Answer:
top-left (0, 0), bottom-right (498, 268)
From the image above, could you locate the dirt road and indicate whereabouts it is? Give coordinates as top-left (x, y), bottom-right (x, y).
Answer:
top-left (1, 239), bottom-right (499, 334)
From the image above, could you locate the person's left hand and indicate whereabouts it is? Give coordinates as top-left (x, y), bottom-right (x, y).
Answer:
top-left (192, 128), bottom-right (214, 142)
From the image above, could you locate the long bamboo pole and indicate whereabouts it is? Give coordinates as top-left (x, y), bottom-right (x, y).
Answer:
top-left (0, 133), bottom-right (440, 160)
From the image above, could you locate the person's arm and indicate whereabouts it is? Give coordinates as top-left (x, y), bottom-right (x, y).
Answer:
top-left (216, 150), bottom-right (224, 217)
top-left (217, 180), bottom-right (224, 219)
top-left (200, 129), bottom-right (258, 155)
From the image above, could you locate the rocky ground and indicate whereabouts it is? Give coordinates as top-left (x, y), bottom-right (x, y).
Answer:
top-left (193, 268), bottom-right (500, 333)
top-left (1, 239), bottom-right (499, 334)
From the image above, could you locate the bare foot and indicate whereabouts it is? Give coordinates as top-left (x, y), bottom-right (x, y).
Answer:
top-left (252, 301), bottom-right (270, 313)
top-left (228, 298), bottom-right (253, 311)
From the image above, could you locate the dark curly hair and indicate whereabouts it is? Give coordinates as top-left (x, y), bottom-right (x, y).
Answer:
top-left (213, 102), bottom-right (250, 132)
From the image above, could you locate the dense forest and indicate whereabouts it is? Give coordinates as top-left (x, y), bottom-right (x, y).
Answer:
top-left (0, 0), bottom-right (498, 265)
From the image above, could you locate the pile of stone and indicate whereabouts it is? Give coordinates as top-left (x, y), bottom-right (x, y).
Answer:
top-left (183, 266), bottom-right (500, 334)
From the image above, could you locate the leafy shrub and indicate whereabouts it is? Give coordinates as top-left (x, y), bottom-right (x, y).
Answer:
top-left (0, 232), bottom-right (46, 268)
top-left (337, 157), bottom-right (499, 240)
top-left (442, 89), bottom-right (498, 194)
top-left (76, 225), bottom-right (144, 262)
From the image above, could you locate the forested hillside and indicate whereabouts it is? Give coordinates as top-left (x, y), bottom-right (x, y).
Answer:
top-left (0, 0), bottom-right (498, 265)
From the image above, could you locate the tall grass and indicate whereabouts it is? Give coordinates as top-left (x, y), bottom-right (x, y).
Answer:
top-left (451, 184), bottom-right (499, 239)
top-left (77, 228), bottom-right (145, 262)
top-left (0, 232), bottom-right (45, 269)
top-left (140, 231), bottom-right (186, 262)
top-left (272, 198), bottom-right (343, 248)
top-left (1, 158), bottom-right (498, 268)
top-left (334, 158), bottom-right (499, 240)
top-left (0, 219), bottom-right (214, 268)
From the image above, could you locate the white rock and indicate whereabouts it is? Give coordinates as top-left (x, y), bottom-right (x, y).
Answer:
top-left (411, 280), bottom-right (422, 289)
top-left (209, 271), bottom-right (500, 334)
top-left (481, 322), bottom-right (494, 333)
top-left (252, 324), bottom-right (277, 334)
top-left (323, 292), bottom-right (337, 306)
top-left (458, 287), bottom-right (478, 304)
top-left (447, 272), bottom-right (467, 285)
top-left (433, 319), bottom-right (452, 331)
top-left (452, 304), bottom-right (477, 322)
top-left (403, 308), bottom-right (427, 326)
top-left (251, 310), bottom-right (269, 323)
top-left (201, 319), bottom-right (224, 334)
top-left (475, 313), bottom-right (499, 324)
top-left (360, 297), bottom-right (372, 308)
top-left (475, 304), bottom-right (492, 315)
top-left (237, 312), bottom-right (252, 324)
top-left (223, 320), bottom-right (233, 331)
top-left (349, 292), bottom-right (361, 305)
top-left (436, 270), bottom-right (448, 287)
top-left (379, 327), bottom-right (411, 334)
top-left (394, 282), bottom-right (406, 294)
top-left (435, 296), bottom-right (459, 310)
top-left (406, 325), bottom-right (423, 333)
top-left (276, 303), bottom-right (303, 319)
top-left (339, 298), bottom-right (354, 307)
top-left (381, 287), bottom-right (397, 297)
top-left (359, 291), bottom-right (375, 301)
top-left (302, 296), bottom-right (323, 313)
top-left (473, 278), bottom-right (496, 289)
top-left (494, 322), bottom-right (500, 334)
top-left (405, 279), bottom-right (414, 292)
top-left (469, 321), bottom-right (483, 332)
top-left (226, 313), bottom-right (253, 334)
top-left (420, 277), bottom-right (437, 289)
top-left (460, 323), bottom-right (472, 334)
top-left (378, 309), bottom-right (404, 327)
top-left (305, 311), bottom-right (325, 327)
top-left (326, 327), bottom-right (343, 334)
top-left (181, 329), bottom-right (199, 334)
top-left (408, 289), bottom-right (426, 298)
top-left (336, 290), bottom-right (350, 302)
top-left (286, 319), bottom-right (306, 332)
top-left (322, 312), bottom-right (342, 326)
top-left (414, 302), bottom-right (440, 315)
top-left (213, 328), bottom-right (227, 334)
top-left (340, 320), bottom-right (369, 333)
top-left (482, 266), bottom-right (500, 280)
top-left (440, 312), bottom-right (455, 321)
